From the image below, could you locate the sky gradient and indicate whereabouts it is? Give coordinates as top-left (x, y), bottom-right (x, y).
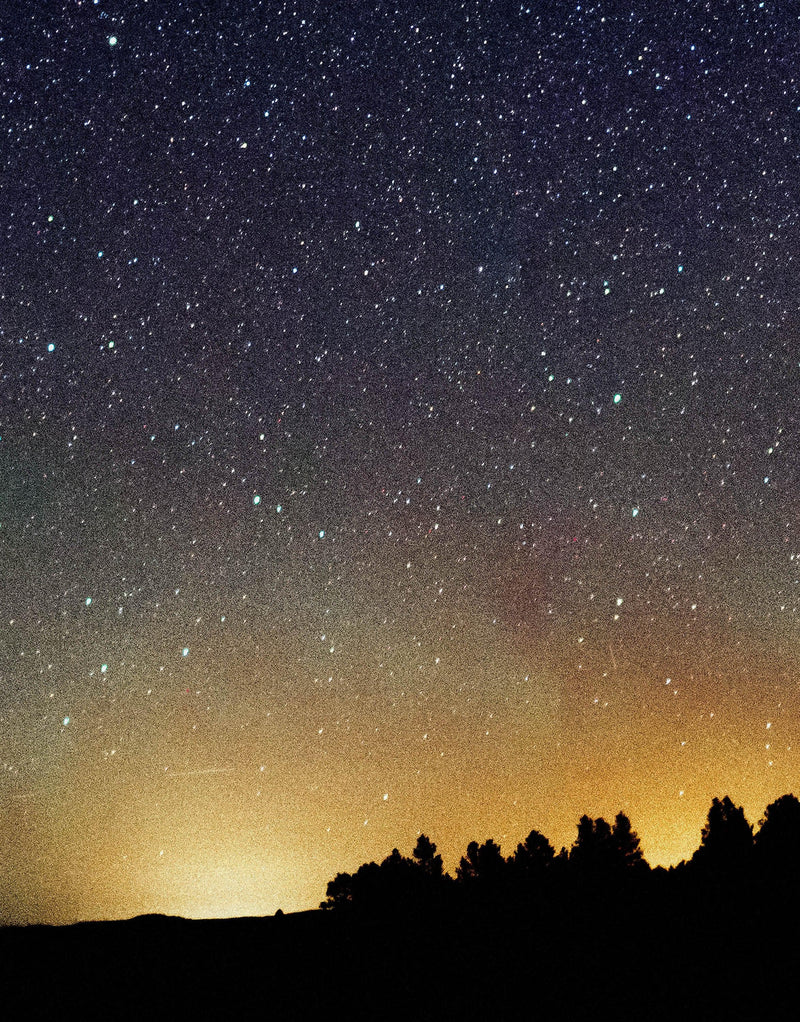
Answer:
top-left (3, 0), bottom-right (800, 923)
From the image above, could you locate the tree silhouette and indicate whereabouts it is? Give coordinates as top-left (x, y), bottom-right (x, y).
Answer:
top-left (754, 793), bottom-right (800, 876)
top-left (509, 828), bottom-right (555, 880)
top-left (320, 795), bottom-right (800, 920)
top-left (321, 866), bottom-right (366, 910)
top-left (320, 839), bottom-right (448, 911)
top-left (569, 813), bottom-right (648, 878)
top-left (381, 847), bottom-right (411, 874)
top-left (612, 812), bottom-right (647, 873)
top-left (690, 796), bottom-right (752, 872)
top-left (412, 834), bottom-right (444, 878)
top-left (569, 815), bottom-right (615, 877)
top-left (456, 838), bottom-right (506, 885)
top-left (321, 871), bottom-right (353, 910)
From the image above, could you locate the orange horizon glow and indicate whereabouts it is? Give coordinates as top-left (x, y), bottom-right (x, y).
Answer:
top-left (4, 625), bottom-right (792, 926)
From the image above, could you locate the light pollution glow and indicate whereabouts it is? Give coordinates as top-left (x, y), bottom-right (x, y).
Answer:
top-left (4, 610), bottom-right (794, 923)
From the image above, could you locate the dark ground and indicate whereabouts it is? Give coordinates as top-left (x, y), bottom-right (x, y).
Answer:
top-left (2, 878), bottom-right (795, 1020)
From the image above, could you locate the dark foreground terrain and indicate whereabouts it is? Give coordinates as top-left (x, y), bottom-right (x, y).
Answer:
top-left (2, 876), bottom-right (796, 1020)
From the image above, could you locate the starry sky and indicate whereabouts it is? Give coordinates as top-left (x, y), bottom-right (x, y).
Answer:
top-left (3, 0), bottom-right (800, 923)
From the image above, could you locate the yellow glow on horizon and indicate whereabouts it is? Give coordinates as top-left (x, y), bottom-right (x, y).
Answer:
top-left (4, 612), bottom-right (799, 925)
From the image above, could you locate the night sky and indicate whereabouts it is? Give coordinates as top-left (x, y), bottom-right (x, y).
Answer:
top-left (3, 0), bottom-right (800, 924)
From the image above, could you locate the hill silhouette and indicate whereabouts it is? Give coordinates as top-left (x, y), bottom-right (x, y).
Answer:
top-left (4, 794), bottom-right (800, 1019)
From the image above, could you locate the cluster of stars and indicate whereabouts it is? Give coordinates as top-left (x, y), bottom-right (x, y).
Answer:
top-left (2, 0), bottom-right (800, 923)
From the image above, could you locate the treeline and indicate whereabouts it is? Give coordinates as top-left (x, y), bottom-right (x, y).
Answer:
top-left (321, 793), bottom-right (800, 910)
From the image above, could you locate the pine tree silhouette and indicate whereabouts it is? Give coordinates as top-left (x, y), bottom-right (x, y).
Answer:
top-left (690, 796), bottom-right (752, 873)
